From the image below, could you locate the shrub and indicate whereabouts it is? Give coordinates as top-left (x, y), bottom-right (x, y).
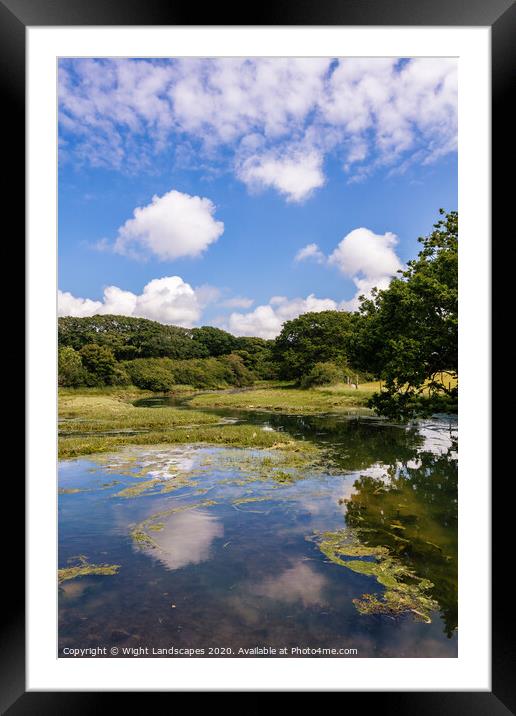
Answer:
top-left (300, 361), bottom-right (345, 389)
top-left (166, 356), bottom-right (252, 389)
top-left (58, 347), bottom-right (85, 387)
top-left (123, 358), bottom-right (175, 392)
top-left (110, 364), bottom-right (131, 386)
top-left (79, 344), bottom-right (118, 384)
top-left (217, 354), bottom-right (254, 387)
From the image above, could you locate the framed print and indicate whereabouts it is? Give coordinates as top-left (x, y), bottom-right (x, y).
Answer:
top-left (3, 0), bottom-right (513, 707)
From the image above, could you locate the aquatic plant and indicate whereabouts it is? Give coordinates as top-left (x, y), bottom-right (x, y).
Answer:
top-left (313, 529), bottom-right (439, 623)
top-left (58, 555), bottom-right (120, 583)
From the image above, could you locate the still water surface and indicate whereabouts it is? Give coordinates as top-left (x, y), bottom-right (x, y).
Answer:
top-left (59, 401), bottom-right (457, 657)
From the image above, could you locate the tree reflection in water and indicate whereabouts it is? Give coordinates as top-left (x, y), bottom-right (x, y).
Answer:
top-left (342, 442), bottom-right (457, 636)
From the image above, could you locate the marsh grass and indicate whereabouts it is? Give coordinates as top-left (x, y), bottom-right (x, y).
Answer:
top-left (187, 382), bottom-right (377, 413)
top-left (186, 375), bottom-right (457, 413)
top-left (58, 391), bottom-right (304, 458)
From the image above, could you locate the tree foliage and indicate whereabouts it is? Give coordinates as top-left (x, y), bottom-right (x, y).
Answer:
top-left (191, 326), bottom-right (238, 356)
top-left (58, 346), bottom-right (84, 387)
top-left (79, 344), bottom-right (118, 385)
top-left (273, 310), bottom-right (355, 380)
top-left (123, 358), bottom-right (175, 392)
top-left (58, 315), bottom-right (208, 361)
top-left (349, 209), bottom-right (458, 419)
top-left (234, 337), bottom-right (278, 380)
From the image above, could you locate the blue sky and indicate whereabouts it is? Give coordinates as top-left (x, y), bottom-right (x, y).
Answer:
top-left (58, 57), bottom-right (457, 338)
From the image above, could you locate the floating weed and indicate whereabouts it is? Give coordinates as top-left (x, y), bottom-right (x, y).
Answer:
top-left (115, 478), bottom-right (161, 498)
top-left (271, 470), bottom-right (295, 484)
top-left (312, 528), bottom-right (438, 623)
top-left (59, 479), bottom-right (124, 496)
top-left (58, 555), bottom-right (120, 583)
top-left (353, 586), bottom-right (438, 623)
top-left (232, 495), bottom-right (272, 505)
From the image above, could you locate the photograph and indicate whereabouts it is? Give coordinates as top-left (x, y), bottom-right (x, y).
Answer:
top-left (56, 55), bottom-right (459, 660)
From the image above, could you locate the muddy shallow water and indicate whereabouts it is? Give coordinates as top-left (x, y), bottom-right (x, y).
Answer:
top-left (58, 405), bottom-right (457, 658)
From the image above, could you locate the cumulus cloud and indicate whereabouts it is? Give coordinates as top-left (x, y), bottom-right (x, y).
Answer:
top-left (59, 57), bottom-right (457, 195)
top-left (58, 275), bottom-right (209, 327)
top-left (227, 294), bottom-right (338, 339)
top-left (237, 149), bottom-right (325, 202)
top-left (114, 189), bottom-right (224, 261)
top-left (329, 227), bottom-right (403, 309)
top-left (294, 242), bottom-right (325, 263)
top-left (57, 291), bottom-right (103, 317)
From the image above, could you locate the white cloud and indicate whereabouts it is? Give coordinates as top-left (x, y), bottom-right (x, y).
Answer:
top-left (322, 57), bottom-right (457, 171)
top-left (144, 510), bottom-right (224, 572)
top-left (59, 57), bottom-right (457, 195)
top-left (251, 562), bottom-right (328, 607)
top-left (220, 296), bottom-right (254, 309)
top-left (237, 149), bottom-right (325, 202)
top-left (114, 189), bottom-right (224, 261)
top-left (294, 242), bottom-right (325, 263)
top-left (58, 275), bottom-right (211, 327)
top-left (227, 294), bottom-right (338, 339)
top-left (57, 290), bottom-right (103, 317)
top-left (329, 227), bottom-right (403, 309)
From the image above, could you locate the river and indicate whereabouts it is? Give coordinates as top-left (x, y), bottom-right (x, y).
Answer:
top-left (58, 399), bottom-right (457, 658)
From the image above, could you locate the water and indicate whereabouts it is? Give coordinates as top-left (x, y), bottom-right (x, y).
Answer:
top-left (59, 402), bottom-right (457, 658)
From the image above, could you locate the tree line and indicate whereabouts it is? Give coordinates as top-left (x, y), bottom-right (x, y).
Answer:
top-left (59, 210), bottom-right (457, 418)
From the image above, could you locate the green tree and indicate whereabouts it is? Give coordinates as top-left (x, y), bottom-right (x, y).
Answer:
top-left (273, 310), bottom-right (355, 380)
top-left (58, 346), bottom-right (84, 387)
top-left (58, 315), bottom-right (208, 360)
top-left (191, 326), bottom-right (238, 356)
top-left (234, 337), bottom-right (278, 380)
top-left (349, 209), bottom-right (458, 419)
top-left (79, 343), bottom-right (117, 385)
top-left (123, 358), bottom-right (175, 392)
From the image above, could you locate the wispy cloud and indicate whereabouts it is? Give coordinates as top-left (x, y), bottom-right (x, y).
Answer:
top-left (294, 242), bottom-right (325, 263)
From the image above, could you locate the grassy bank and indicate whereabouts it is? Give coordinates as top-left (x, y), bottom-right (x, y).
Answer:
top-left (186, 381), bottom-right (379, 413)
top-left (59, 389), bottom-right (306, 459)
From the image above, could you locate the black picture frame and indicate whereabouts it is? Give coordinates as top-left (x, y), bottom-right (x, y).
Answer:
top-left (4, 0), bottom-right (512, 709)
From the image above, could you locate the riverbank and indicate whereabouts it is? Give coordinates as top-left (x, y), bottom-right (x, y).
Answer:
top-left (185, 381), bottom-right (378, 413)
top-left (58, 387), bottom-right (319, 458)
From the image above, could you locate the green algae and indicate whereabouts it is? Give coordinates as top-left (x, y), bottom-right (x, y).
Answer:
top-left (59, 479), bottom-right (124, 496)
top-left (271, 470), bottom-right (295, 484)
top-left (200, 445), bottom-right (325, 489)
top-left (312, 528), bottom-right (439, 623)
top-left (353, 586), bottom-right (438, 623)
top-left (115, 478), bottom-right (161, 498)
top-left (58, 555), bottom-right (120, 583)
top-left (232, 495), bottom-right (272, 505)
